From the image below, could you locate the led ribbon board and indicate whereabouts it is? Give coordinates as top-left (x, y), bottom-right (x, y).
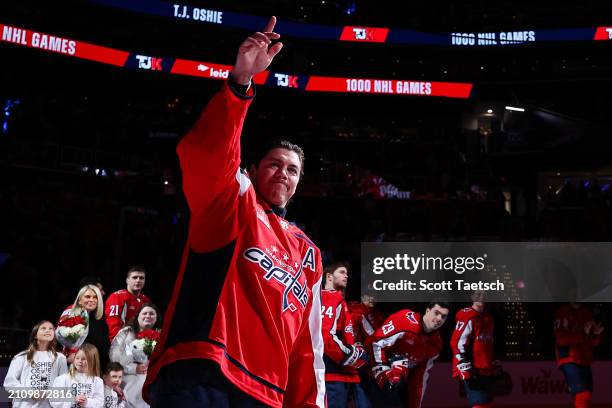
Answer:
top-left (89, 0), bottom-right (612, 46)
top-left (0, 23), bottom-right (473, 98)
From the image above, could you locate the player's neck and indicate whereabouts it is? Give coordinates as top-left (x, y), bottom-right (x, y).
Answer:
top-left (472, 303), bottom-right (484, 313)
top-left (128, 288), bottom-right (141, 296)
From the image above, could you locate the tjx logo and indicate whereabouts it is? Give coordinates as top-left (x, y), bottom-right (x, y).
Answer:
top-left (274, 73), bottom-right (298, 88)
top-left (135, 55), bottom-right (163, 71)
top-left (353, 28), bottom-right (372, 40)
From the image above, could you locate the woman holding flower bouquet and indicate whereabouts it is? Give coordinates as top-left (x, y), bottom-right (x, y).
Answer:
top-left (4, 321), bottom-right (68, 408)
top-left (110, 303), bottom-right (161, 408)
top-left (57, 285), bottom-right (110, 369)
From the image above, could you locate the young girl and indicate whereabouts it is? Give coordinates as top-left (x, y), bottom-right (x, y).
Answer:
top-left (4, 321), bottom-right (68, 408)
top-left (50, 343), bottom-right (104, 408)
top-left (109, 304), bottom-right (161, 408)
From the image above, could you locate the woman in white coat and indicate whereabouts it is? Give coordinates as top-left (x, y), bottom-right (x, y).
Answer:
top-left (4, 320), bottom-right (68, 408)
top-left (109, 304), bottom-right (161, 408)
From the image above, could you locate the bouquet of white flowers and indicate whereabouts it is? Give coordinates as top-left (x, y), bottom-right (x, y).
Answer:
top-left (130, 329), bottom-right (160, 364)
top-left (55, 308), bottom-right (89, 351)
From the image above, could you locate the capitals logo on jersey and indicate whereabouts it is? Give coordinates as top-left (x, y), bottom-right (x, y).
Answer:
top-left (243, 246), bottom-right (316, 313)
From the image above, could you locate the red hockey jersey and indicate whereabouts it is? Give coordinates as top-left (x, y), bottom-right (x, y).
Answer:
top-left (450, 307), bottom-right (495, 378)
top-left (369, 309), bottom-right (442, 408)
top-left (321, 289), bottom-right (360, 383)
top-left (143, 83), bottom-right (325, 408)
top-left (554, 304), bottom-right (601, 366)
top-left (348, 301), bottom-right (384, 344)
top-left (105, 289), bottom-right (150, 342)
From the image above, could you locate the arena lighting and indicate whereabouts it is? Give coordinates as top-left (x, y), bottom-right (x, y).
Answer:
top-left (487, 109), bottom-right (494, 114)
top-left (505, 105), bottom-right (525, 112)
top-left (0, 23), bottom-right (473, 98)
top-left (89, 0), bottom-right (612, 46)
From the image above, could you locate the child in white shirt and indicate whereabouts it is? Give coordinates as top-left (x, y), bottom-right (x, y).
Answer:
top-left (4, 321), bottom-right (68, 408)
top-left (102, 362), bottom-right (126, 408)
top-left (51, 343), bottom-right (103, 408)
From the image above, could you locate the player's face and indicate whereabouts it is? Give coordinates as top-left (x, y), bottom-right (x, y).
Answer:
top-left (36, 321), bottom-right (55, 343)
top-left (252, 148), bottom-right (301, 208)
top-left (137, 306), bottom-right (157, 329)
top-left (126, 272), bottom-right (146, 292)
top-left (104, 370), bottom-right (123, 388)
top-left (423, 305), bottom-right (449, 332)
top-left (362, 294), bottom-right (376, 308)
top-left (331, 267), bottom-right (349, 289)
top-left (79, 289), bottom-right (98, 312)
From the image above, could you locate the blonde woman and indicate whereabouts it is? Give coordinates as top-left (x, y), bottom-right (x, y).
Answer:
top-left (57, 285), bottom-right (109, 368)
top-left (51, 343), bottom-right (103, 408)
top-left (4, 321), bottom-right (68, 407)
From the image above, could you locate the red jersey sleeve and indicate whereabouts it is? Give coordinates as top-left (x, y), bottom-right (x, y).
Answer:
top-left (450, 309), bottom-right (474, 367)
top-left (105, 291), bottom-right (124, 342)
top-left (323, 295), bottom-right (356, 364)
top-left (370, 310), bottom-right (418, 365)
top-left (177, 82), bottom-right (254, 253)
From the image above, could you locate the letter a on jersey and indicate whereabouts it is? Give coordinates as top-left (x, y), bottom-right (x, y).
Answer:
top-left (302, 247), bottom-right (316, 271)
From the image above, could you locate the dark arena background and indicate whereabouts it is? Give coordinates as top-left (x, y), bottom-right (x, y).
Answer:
top-left (1, 1), bottom-right (612, 407)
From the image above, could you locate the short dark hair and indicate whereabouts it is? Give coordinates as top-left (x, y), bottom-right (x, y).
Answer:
top-left (104, 362), bottom-right (124, 375)
top-left (254, 139), bottom-right (305, 176)
top-left (324, 261), bottom-right (349, 277)
top-left (127, 266), bottom-right (146, 278)
top-left (426, 301), bottom-right (452, 311)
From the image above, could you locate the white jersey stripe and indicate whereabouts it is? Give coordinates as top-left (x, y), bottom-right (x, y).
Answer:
top-left (309, 278), bottom-right (326, 407)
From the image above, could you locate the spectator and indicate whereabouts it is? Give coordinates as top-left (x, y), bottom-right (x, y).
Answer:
top-left (4, 320), bottom-right (68, 408)
top-left (58, 285), bottom-right (110, 368)
top-left (50, 343), bottom-right (104, 408)
top-left (79, 276), bottom-right (106, 298)
top-left (110, 304), bottom-right (162, 408)
top-left (105, 266), bottom-right (150, 342)
top-left (103, 362), bottom-right (127, 408)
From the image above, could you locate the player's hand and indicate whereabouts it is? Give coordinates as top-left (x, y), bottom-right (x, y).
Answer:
top-left (457, 360), bottom-right (473, 380)
top-left (136, 362), bottom-right (148, 374)
top-left (231, 16), bottom-right (282, 85)
top-left (342, 344), bottom-right (369, 369)
top-left (372, 364), bottom-right (406, 392)
top-left (584, 320), bottom-right (595, 335)
top-left (592, 322), bottom-right (605, 336)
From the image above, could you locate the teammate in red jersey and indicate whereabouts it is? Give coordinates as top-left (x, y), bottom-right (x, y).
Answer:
top-left (554, 303), bottom-right (604, 408)
top-left (349, 290), bottom-right (384, 345)
top-left (321, 262), bottom-right (370, 407)
top-left (105, 266), bottom-right (150, 342)
top-left (143, 17), bottom-right (326, 408)
top-left (450, 291), bottom-right (497, 408)
top-left (369, 302), bottom-right (450, 408)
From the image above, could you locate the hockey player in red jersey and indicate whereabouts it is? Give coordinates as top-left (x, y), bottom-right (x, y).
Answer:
top-left (105, 266), bottom-right (150, 342)
top-left (321, 262), bottom-right (370, 407)
top-left (554, 303), bottom-right (604, 408)
top-left (143, 17), bottom-right (326, 408)
top-left (369, 302), bottom-right (450, 408)
top-left (450, 291), bottom-right (496, 408)
top-left (349, 290), bottom-right (384, 345)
